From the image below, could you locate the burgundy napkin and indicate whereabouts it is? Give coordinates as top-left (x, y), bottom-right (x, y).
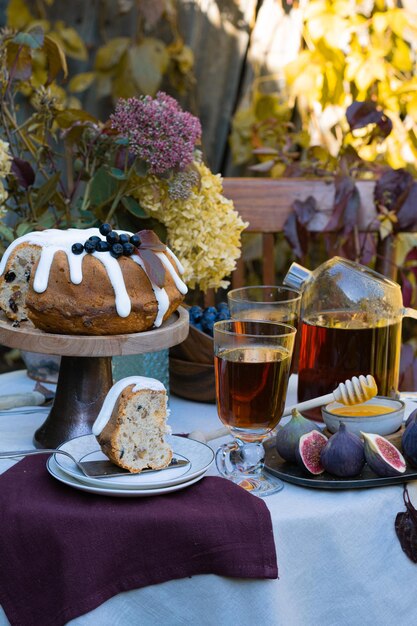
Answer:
top-left (0, 456), bottom-right (277, 626)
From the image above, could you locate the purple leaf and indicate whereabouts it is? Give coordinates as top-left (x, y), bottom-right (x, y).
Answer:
top-left (11, 158), bottom-right (35, 189)
top-left (399, 343), bottom-right (417, 391)
top-left (137, 248), bottom-right (166, 287)
top-left (396, 182), bottom-right (417, 230)
top-left (293, 196), bottom-right (317, 226)
top-left (346, 101), bottom-right (392, 138)
top-left (325, 175), bottom-right (359, 235)
top-left (374, 168), bottom-right (413, 213)
top-left (283, 197), bottom-right (316, 259)
top-left (395, 486), bottom-right (417, 563)
top-left (138, 229), bottom-right (167, 251)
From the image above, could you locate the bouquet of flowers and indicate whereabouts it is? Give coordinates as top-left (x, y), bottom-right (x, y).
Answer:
top-left (0, 27), bottom-right (247, 292)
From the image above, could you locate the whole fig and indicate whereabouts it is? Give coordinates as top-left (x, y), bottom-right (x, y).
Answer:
top-left (406, 408), bottom-right (417, 429)
top-left (320, 422), bottom-right (365, 478)
top-left (362, 432), bottom-right (406, 477)
top-left (402, 419), bottom-right (417, 468)
top-left (275, 409), bottom-right (320, 463)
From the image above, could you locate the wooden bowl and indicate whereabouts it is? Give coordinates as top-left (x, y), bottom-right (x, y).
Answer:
top-left (169, 311), bottom-right (216, 402)
top-left (169, 356), bottom-right (216, 403)
top-left (169, 322), bottom-right (213, 364)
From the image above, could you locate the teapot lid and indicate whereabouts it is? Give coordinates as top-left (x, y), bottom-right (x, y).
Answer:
top-left (283, 262), bottom-right (313, 291)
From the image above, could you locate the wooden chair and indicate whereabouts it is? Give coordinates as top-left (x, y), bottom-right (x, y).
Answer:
top-left (199, 176), bottom-right (404, 307)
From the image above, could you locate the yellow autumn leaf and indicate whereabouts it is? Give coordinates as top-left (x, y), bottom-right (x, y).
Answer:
top-left (129, 38), bottom-right (169, 96)
top-left (6, 0), bottom-right (33, 30)
top-left (43, 35), bottom-right (68, 85)
top-left (378, 216), bottom-right (394, 240)
top-left (94, 38), bottom-right (131, 71)
top-left (407, 95), bottom-right (417, 120)
top-left (52, 22), bottom-right (88, 61)
top-left (354, 56), bottom-right (386, 92)
top-left (307, 13), bottom-right (350, 48)
top-left (303, 0), bottom-right (328, 21)
top-left (69, 72), bottom-right (96, 93)
top-left (396, 233), bottom-right (417, 266)
top-left (388, 8), bottom-right (409, 38)
top-left (391, 38), bottom-right (413, 73)
top-left (372, 11), bottom-right (389, 34)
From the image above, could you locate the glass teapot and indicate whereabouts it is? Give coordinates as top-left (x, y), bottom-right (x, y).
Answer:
top-left (284, 256), bottom-right (417, 420)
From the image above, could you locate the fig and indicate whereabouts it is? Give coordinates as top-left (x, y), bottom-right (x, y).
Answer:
top-left (402, 419), bottom-right (417, 468)
top-left (362, 432), bottom-right (406, 477)
top-left (296, 430), bottom-right (328, 475)
top-left (275, 408), bottom-right (320, 463)
top-left (320, 422), bottom-right (365, 478)
top-left (406, 408), bottom-right (417, 428)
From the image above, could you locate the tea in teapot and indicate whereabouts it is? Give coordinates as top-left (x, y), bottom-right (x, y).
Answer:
top-left (284, 257), bottom-right (415, 420)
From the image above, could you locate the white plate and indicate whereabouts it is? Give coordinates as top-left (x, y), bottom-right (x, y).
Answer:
top-left (54, 434), bottom-right (214, 490)
top-left (47, 456), bottom-right (206, 497)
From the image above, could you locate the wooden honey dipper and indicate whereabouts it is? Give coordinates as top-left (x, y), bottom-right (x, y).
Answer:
top-left (281, 374), bottom-right (378, 418)
top-left (189, 375), bottom-right (378, 443)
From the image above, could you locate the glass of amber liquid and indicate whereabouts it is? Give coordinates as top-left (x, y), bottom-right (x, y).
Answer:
top-left (227, 286), bottom-right (301, 325)
top-left (214, 319), bottom-right (296, 497)
top-left (227, 286), bottom-right (301, 373)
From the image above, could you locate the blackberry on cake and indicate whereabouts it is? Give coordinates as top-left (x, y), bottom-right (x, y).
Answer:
top-left (92, 376), bottom-right (172, 473)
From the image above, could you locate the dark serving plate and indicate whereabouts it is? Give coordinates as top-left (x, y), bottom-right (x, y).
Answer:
top-left (263, 437), bottom-right (417, 489)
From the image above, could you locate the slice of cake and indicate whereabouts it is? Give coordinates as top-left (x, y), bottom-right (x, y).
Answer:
top-left (92, 376), bottom-right (172, 473)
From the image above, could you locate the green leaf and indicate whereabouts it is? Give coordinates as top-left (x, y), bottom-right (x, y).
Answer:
top-left (16, 222), bottom-right (34, 237)
top-left (128, 38), bottom-right (169, 95)
top-left (13, 26), bottom-right (44, 49)
top-left (121, 196), bottom-right (148, 218)
top-left (33, 173), bottom-right (61, 211)
top-left (89, 167), bottom-right (119, 207)
top-left (0, 224), bottom-right (15, 243)
top-left (68, 72), bottom-right (95, 93)
top-left (109, 167), bottom-right (127, 180)
top-left (37, 209), bottom-right (59, 229)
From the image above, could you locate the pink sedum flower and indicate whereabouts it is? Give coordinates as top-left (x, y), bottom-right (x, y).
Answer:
top-left (110, 92), bottom-right (202, 175)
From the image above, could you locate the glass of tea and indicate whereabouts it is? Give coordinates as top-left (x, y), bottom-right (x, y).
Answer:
top-left (214, 319), bottom-right (296, 497)
top-left (227, 286), bottom-right (301, 326)
top-left (227, 286), bottom-right (301, 373)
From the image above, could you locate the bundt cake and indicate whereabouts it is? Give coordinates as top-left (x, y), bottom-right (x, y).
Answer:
top-left (0, 226), bottom-right (187, 335)
top-left (92, 376), bottom-right (172, 473)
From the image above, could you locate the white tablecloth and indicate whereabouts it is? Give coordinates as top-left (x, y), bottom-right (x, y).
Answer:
top-left (1, 370), bottom-right (417, 626)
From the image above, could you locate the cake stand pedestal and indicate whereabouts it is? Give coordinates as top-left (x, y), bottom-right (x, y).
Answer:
top-left (0, 307), bottom-right (189, 448)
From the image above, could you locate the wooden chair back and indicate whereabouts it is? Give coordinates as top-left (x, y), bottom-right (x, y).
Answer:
top-left (221, 177), bottom-right (381, 287)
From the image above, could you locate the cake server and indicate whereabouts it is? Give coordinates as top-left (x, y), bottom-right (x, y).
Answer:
top-left (0, 382), bottom-right (55, 410)
top-left (0, 449), bottom-right (189, 478)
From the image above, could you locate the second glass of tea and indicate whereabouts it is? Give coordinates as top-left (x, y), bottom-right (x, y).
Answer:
top-left (227, 286), bottom-right (301, 325)
top-left (214, 319), bottom-right (296, 497)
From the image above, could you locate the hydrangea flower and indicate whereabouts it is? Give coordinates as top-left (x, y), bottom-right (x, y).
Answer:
top-left (110, 92), bottom-right (201, 175)
top-left (0, 139), bottom-right (11, 179)
top-left (0, 139), bottom-right (11, 214)
top-left (132, 160), bottom-right (248, 291)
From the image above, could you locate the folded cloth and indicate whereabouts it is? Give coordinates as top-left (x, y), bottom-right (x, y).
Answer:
top-left (0, 456), bottom-right (277, 626)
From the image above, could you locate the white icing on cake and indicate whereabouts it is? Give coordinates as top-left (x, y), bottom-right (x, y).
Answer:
top-left (92, 376), bottom-right (166, 436)
top-left (0, 228), bottom-right (187, 325)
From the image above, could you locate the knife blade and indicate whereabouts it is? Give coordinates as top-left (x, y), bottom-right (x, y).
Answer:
top-left (79, 458), bottom-right (189, 477)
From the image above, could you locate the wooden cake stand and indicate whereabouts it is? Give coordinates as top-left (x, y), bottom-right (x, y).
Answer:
top-left (0, 307), bottom-right (189, 448)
